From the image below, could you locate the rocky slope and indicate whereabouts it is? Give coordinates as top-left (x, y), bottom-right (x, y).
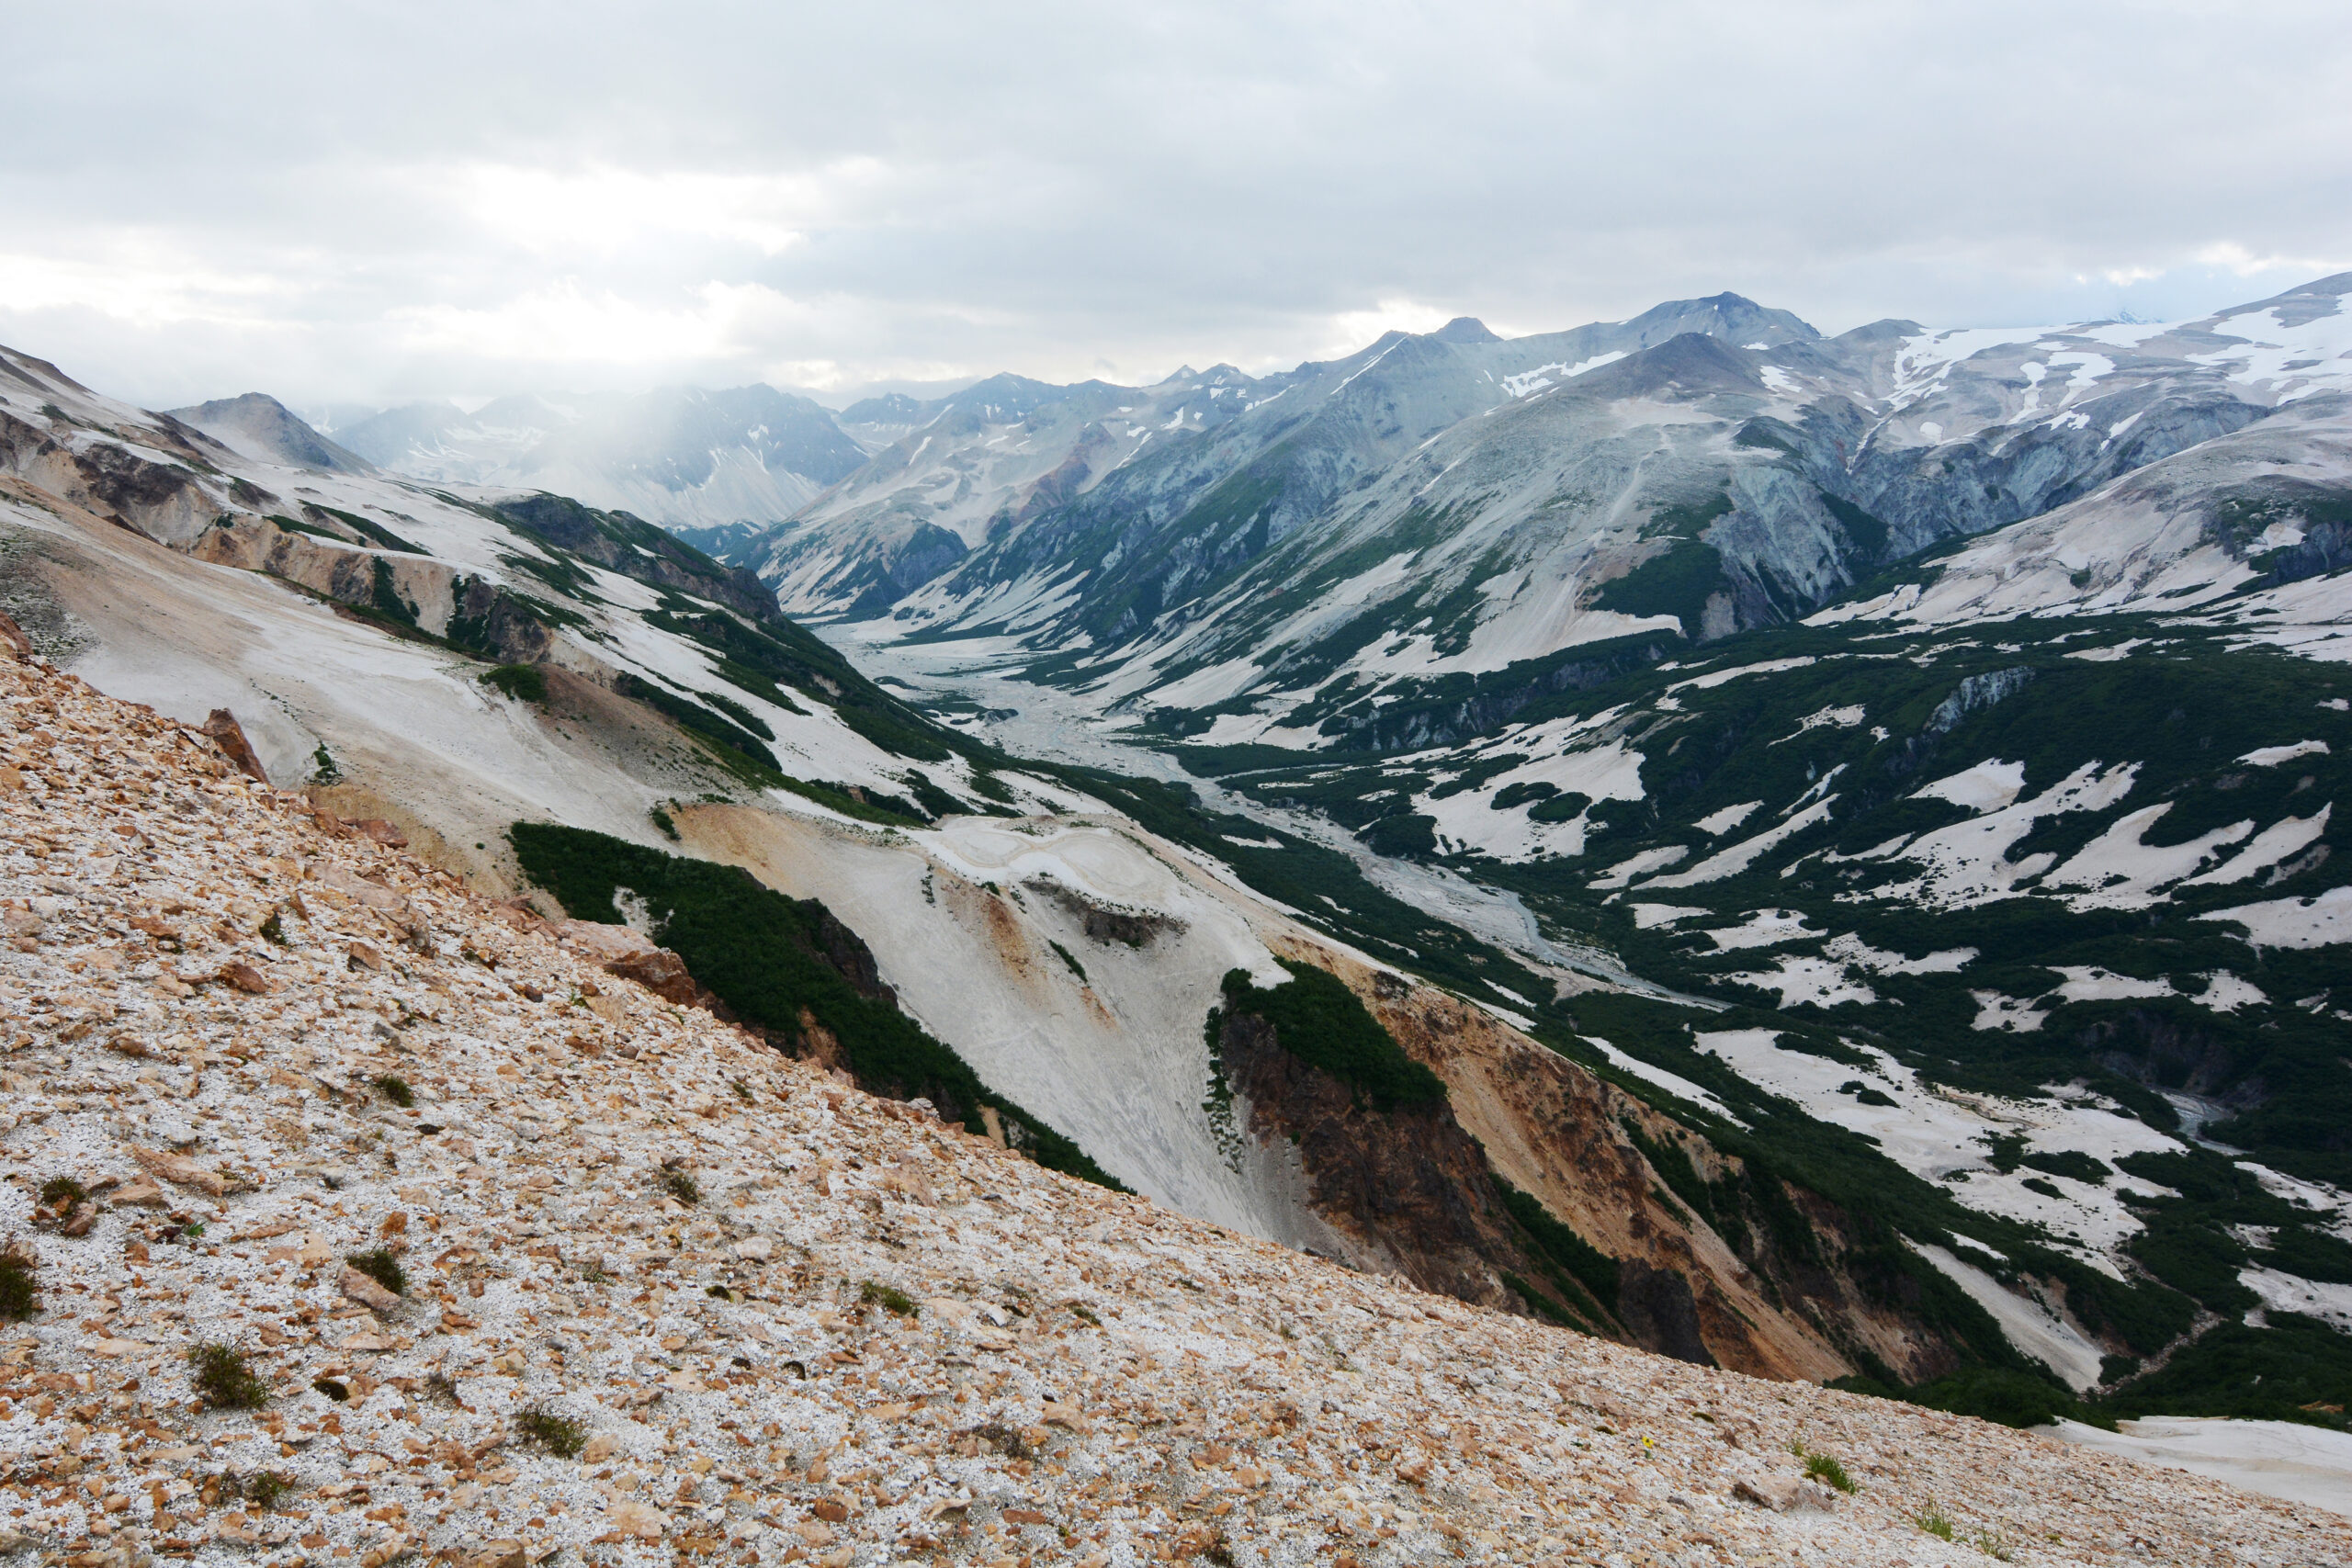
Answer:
top-left (3, 643), bottom-right (2347, 1566)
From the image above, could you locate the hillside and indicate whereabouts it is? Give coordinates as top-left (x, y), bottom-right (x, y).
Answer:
top-left (3, 642), bottom-right (2346, 1564)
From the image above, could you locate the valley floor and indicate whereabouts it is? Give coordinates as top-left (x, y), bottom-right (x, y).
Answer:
top-left (0, 631), bottom-right (2345, 1564)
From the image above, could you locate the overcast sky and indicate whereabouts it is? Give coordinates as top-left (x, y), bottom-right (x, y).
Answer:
top-left (4, 1), bottom-right (2346, 411)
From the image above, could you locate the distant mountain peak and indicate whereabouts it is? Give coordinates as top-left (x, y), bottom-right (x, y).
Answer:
top-left (165, 391), bottom-right (373, 474)
top-left (1430, 317), bottom-right (1499, 344)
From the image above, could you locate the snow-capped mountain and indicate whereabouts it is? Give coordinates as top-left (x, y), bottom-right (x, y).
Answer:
top-left (326, 382), bottom-right (868, 530)
top-left (759, 276), bottom-right (2350, 739)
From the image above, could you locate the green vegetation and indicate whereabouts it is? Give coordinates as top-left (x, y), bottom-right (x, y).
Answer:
top-left (188, 1342), bottom-right (270, 1410)
top-left (345, 1248), bottom-right (407, 1296)
top-left (860, 1280), bottom-right (920, 1317)
top-left (1834, 1366), bottom-right (2110, 1432)
top-left (1048, 940), bottom-right (1088, 983)
top-left (649, 805), bottom-right (680, 841)
top-left (1217, 961), bottom-right (1446, 1111)
top-left (310, 742), bottom-right (341, 783)
top-left (1917, 1507), bottom-right (1956, 1541)
top-left (660, 1168), bottom-right (702, 1205)
top-left (1797, 1446), bottom-right (1856, 1494)
top-left (514, 1405), bottom-right (590, 1458)
top-left (303, 502), bottom-right (424, 554)
top-left (1495, 1177), bottom-right (1618, 1318)
top-left (1590, 536), bottom-right (1729, 637)
top-left (374, 1074), bottom-right (413, 1108)
top-left (241, 1471), bottom-right (296, 1510)
top-left (481, 663), bottom-right (548, 704)
top-left (0, 1242), bottom-right (36, 1321)
top-left (510, 822), bottom-right (1125, 1189)
top-left (2100, 1314), bottom-right (2352, 1430)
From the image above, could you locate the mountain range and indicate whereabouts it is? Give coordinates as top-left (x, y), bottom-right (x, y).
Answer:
top-left (9, 270), bottom-right (2352, 1477)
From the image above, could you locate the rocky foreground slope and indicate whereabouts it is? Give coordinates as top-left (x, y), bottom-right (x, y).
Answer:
top-left (0, 649), bottom-right (2343, 1567)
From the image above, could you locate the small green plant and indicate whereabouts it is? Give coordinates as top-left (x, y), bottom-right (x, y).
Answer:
top-left (424, 1371), bottom-right (461, 1405)
top-left (1048, 940), bottom-right (1088, 984)
top-left (731, 1077), bottom-right (753, 1103)
top-left (859, 1280), bottom-right (918, 1317)
top-left (650, 806), bottom-right (680, 841)
top-left (1066, 1300), bottom-right (1102, 1326)
top-left (660, 1168), bottom-right (701, 1205)
top-left (482, 663), bottom-right (548, 704)
top-left (345, 1247), bottom-right (407, 1296)
top-left (243, 1471), bottom-right (296, 1510)
top-left (189, 1342), bottom-right (270, 1410)
top-left (259, 909), bottom-right (288, 946)
top-left (1796, 1446), bottom-right (1855, 1494)
top-left (514, 1404), bottom-right (589, 1458)
top-left (374, 1074), bottom-right (413, 1108)
top-left (310, 743), bottom-right (341, 784)
top-left (0, 1242), bottom-right (37, 1321)
top-left (37, 1176), bottom-right (85, 1211)
top-left (1917, 1506), bottom-right (1955, 1540)
top-left (1973, 1529), bottom-right (2015, 1562)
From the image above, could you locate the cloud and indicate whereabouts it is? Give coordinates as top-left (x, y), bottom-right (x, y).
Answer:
top-left (0, 1), bottom-right (2346, 407)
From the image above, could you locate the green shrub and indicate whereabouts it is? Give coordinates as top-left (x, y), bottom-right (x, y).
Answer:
top-left (514, 1404), bottom-right (589, 1458)
top-left (1217, 961), bottom-right (1446, 1112)
top-left (860, 1280), bottom-right (918, 1317)
top-left (649, 805), bottom-right (680, 841)
top-left (0, 1244), bottom-right (36, 1321)
top-left (189, 1343), bottom-right (269, 1410)
top-left (482, 663), bottom-right (548, 704)
top-left (345, 1247), bottom-right (407, 1296)
top-left (310, 743), bottom-right (341, 784)
top-left (1048, 940), bottom-right (1088, 983)
top-left (374, 1074), bottom-right (413, 1108)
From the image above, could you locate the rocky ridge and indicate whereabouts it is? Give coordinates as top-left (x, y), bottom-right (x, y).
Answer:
top-left (0, 647), bottom-right (2345, 1567)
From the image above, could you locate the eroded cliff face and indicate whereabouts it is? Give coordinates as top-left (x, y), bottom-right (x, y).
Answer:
top-left (1236, 933), bottom-right (1984, 1383)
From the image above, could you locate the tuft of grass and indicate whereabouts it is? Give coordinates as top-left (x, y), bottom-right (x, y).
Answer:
top-left (1796, 1446), bottom-right (1855, 1494)
top-left (514, 1404), bottom-right (589, 1459)
top-left (0, 1241), bottom-right (36, 1321)
top-left (345, 1247), bottom-right (407, 1296)
top-left (1917, 1506), bottom-right (1955, 1540)
top-left (859, 1280), bottom-right (918, 1317)
top-left (374, 1074), bottom-right (414, 1108)
top-left (1067, 1301), bottom-right (1102, 1326)
top-left (259, 910), bottom-right (288, 946)
top-left (188, 1342), bottom-right (270, 1410)
top-left (660, 1168), bottom-right (701, 1206)
top-left (243, 1471), bottom-right (296, 1510)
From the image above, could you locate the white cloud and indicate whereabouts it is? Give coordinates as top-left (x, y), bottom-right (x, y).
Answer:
top-left (0, 1), bottom-right (2344, 407)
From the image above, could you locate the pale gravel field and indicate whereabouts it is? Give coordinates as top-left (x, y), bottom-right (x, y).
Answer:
top-left (0, 651), bottom-right (2346, 1567)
